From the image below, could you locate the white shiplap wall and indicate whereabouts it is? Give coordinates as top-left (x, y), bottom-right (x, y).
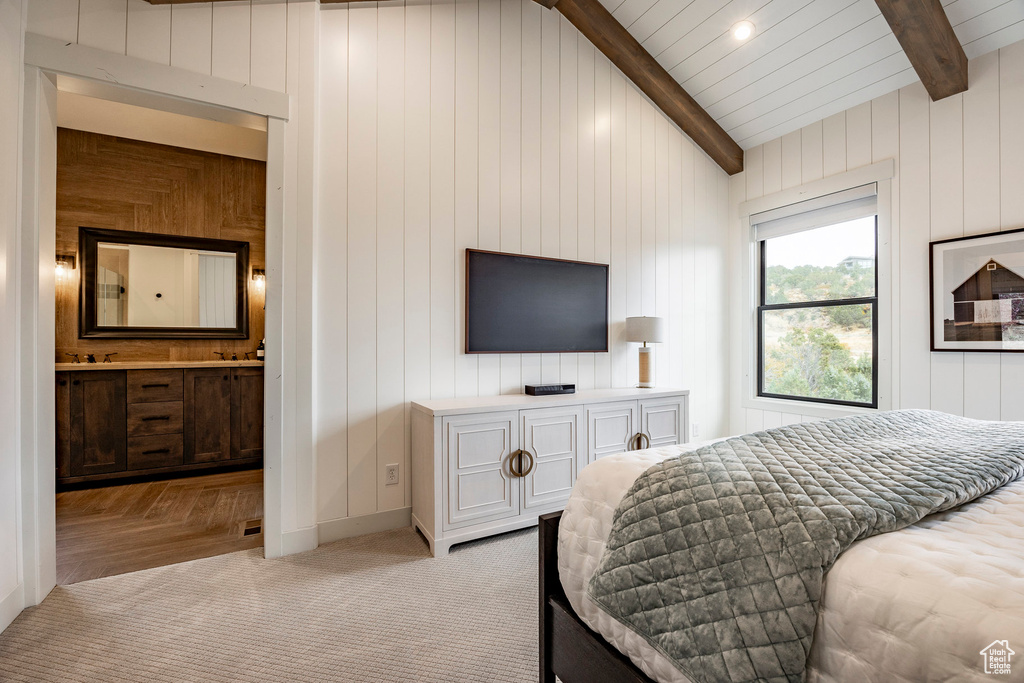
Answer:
top-left (729, 41), bottom-right (1024, 434)
top-left (29, 0), bottom-right (289, 91)
top-left (315, 0), bottom-right (732, 525)
top-left (24, 0), bottom-right (732, 532)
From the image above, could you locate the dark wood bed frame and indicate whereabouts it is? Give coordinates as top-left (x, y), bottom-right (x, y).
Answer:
top-left (539, 511), bottom-right (651, 683)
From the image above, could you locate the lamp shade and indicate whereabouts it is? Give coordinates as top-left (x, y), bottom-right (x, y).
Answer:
top-left (625, 316), bottom-right (665, 343)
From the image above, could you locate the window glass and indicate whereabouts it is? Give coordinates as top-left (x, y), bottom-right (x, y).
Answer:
top-left (763, 217), bottom-right (876, 305)
top-left (758, 214), bottom-right (877, 408)
top-left (761, 305), bottom-right (874, 404)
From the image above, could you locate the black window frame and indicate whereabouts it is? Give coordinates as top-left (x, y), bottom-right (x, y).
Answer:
top-left (756, 216), bottom-right (879, 409)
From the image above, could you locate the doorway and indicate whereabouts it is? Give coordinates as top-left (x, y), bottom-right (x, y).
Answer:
top-left (20, 46), bottom-right (291, 605)
top-left (52, 97), bottom-right (270, 582)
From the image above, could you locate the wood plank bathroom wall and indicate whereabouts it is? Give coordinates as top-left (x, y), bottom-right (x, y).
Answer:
top-left (55, 128), bottom-right (266, 362)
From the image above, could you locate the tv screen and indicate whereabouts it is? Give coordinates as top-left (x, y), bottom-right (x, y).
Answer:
top-left (466, 250), bottom-right (609, 354)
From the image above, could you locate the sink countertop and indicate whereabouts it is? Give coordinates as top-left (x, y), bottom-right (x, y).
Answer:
top-left (55, 360), bottom-right (265, 371)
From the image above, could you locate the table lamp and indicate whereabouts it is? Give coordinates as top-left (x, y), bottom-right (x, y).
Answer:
top-left (625, 316), bottom-right (665, 388)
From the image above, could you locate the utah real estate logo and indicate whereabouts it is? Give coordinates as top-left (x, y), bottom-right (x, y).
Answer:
top-left (980, 640), bottom-right (1015, 675)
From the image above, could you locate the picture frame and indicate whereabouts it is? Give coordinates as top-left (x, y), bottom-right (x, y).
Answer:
top-left (930, 226), bottom-right (1024, 352)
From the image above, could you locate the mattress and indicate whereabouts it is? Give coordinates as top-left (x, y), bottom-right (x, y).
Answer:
top-left (558, 440), bottom-right (1024, 683)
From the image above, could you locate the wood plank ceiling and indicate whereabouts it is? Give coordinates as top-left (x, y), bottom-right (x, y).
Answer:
top-left (597, 0), bottom-right (1024, 149)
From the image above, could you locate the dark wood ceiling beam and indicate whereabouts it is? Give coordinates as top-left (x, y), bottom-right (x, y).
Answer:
top-left (874, 0), bottom-right (967, 100)
top-left (534, 0), bottom-right (742, 175)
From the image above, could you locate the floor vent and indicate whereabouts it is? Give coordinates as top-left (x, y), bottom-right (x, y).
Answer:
top-left (242, 519), bottom-right (262, 537)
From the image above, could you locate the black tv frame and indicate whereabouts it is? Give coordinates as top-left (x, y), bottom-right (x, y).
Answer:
top-left (464, 249), bottom-right (610, 355)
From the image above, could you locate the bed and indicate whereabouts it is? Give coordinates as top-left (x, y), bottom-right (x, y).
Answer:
top-left (539, 412), bottom-right (1024, 683)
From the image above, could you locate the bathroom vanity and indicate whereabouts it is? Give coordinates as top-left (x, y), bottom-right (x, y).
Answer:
top-left (54, 361), bottom-right (264, 486)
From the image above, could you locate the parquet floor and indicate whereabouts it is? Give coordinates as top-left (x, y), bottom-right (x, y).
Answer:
top-left (56, 469), bottom-right (264, 585)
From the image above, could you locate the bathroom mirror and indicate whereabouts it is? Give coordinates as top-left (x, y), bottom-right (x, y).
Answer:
top-left (79, 227), bottom-right (249, 339)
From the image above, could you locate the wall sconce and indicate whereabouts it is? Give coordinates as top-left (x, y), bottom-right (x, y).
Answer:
top-left (56, 254), bottom-right (76, 282)
top-left (252, 268), bottom-right (266, 291)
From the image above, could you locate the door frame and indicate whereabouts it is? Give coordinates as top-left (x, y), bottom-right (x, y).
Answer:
top-left (20, 35), bottom-right (292, 606)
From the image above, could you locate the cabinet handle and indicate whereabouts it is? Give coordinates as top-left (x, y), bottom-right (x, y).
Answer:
top-left (519, 449), bottom-right (535, 477)
top-left (72, 380), bottom-right (80, 386)
top-left (142, 448), bottom-right (171, 455)
top-left (141, 383), bottom-right (170, 389)
top-left (58, 380), bottom-right (67, 387)
top-left (508, 450), bottom-right (522, 478)
top-left (223, 375), bottom-right (229, 380)
top-left (635, 433), bottom-right (650, 451)
top-left (142, 416), bottom-right (171, 422)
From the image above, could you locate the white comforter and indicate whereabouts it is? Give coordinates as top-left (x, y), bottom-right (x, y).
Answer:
top-left (558, 441), bottom-right (1024, 683)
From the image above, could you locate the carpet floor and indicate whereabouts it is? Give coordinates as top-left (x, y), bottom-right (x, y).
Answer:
top-left (0, 526), bottom-right (538, 682)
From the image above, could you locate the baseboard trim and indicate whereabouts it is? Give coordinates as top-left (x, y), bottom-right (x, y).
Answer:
top-left (318, 507), bottom-right (412, 545)
top-left (279, 526), bottom-right (318, 557)
top-left (0, 583), bottom-right (25, 634)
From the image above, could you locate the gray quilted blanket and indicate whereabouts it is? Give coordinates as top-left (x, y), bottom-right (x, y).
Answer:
top-left (587, 410), bottom-right (1024, 683)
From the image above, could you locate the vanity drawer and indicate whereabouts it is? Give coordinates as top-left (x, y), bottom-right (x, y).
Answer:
top-left (128, 401), bottom-right (184, 436)
top-left (127, 370), bottom-right (184, 404)
top-left (127, 434), bottom-right (184, 470)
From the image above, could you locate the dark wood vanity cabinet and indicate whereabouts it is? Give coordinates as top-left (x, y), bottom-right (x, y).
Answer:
top-left (56, 366), bottom-right (263, 486)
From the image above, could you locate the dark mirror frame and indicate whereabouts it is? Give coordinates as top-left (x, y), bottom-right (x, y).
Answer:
top-left (79, 226), bottom-right (250, 339)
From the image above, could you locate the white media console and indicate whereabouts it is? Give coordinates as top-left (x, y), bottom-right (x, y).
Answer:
top-left (411, 387), bottom-right (690, 556)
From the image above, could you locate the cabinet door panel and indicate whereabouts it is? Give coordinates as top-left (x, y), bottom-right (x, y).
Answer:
top-left (586, 400), bottom-right (637, 463)
top-left (184, 369), bottom-right (232, 463)
top-left (69, 371), bottom-right (127, 477)
top-left (231, 368), bottom-right (264, 460)
top-left (521, 406), bottom-right (581, 510)
top-left (444, 412), bottom-right (518, 530)
top-left (640, 397), bottom-right (686, 448)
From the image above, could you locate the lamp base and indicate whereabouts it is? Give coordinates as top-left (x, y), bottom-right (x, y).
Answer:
top-left (637, 346), bottom-right (654, 388)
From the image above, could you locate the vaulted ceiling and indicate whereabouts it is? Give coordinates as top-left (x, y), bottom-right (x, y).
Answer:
top-left (594, 0), bottom-right (1024, 150)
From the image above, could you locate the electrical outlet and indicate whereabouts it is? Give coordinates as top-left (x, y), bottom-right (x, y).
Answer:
top-left (385, 464), bottom-right (400, 486)
top-left (691, 422), bottom-right (700, 438)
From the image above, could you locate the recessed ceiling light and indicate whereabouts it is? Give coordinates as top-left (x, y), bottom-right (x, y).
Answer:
top-left (732, 20), bottom-right (755, 41)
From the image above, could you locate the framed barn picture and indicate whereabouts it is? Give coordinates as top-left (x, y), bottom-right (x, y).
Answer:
top-left (930, 227), bottom-right (1024, 352)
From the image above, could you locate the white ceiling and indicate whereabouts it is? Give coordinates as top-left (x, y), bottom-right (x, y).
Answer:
top-left (596, 0), bottom-right (1024, 149)
top-left (57, 89), bottom-right (267, 162)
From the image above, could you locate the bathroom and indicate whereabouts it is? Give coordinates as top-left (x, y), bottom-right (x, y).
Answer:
top-left (52, 88), bottom-right (268, 584)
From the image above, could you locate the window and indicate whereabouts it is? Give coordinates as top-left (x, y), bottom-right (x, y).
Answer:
top-left (753, 185), bottom-right (878, 408)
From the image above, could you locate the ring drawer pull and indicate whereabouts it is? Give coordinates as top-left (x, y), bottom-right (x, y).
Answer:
top-left (142, 448), bottom-right (171, 455)
top-left (142, 416), bottom-right (171, 422)
top-left (637, 433), bottom-right (650, 450)
top-left (141, 383), bottom-right (170, 389)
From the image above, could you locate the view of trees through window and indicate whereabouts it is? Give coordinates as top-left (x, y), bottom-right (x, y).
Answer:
top-left (759, 217), bottom-right (877, 406)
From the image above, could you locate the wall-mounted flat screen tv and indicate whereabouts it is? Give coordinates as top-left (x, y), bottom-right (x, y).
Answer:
top-left (466, 249), bottom-right (609, 354)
